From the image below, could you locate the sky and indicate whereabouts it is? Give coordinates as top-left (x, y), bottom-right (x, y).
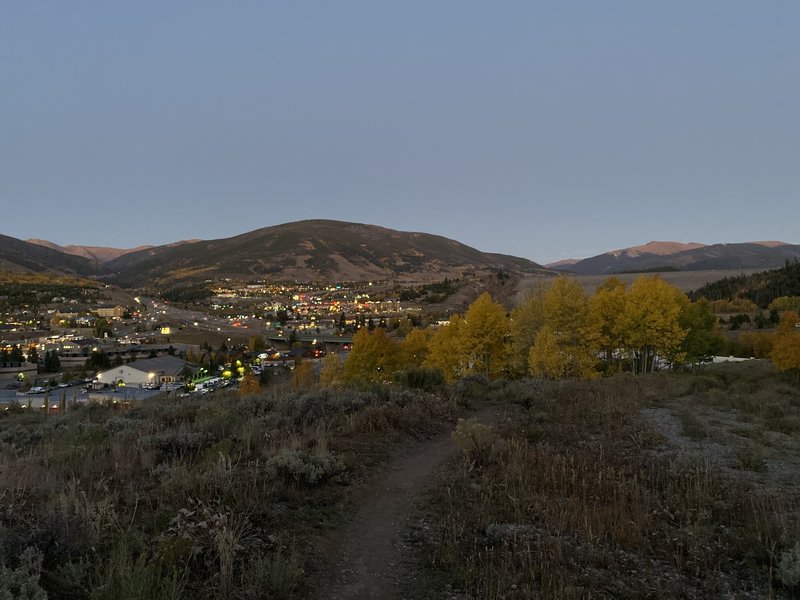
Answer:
top-left (2, 2), bottom-right (799, 264)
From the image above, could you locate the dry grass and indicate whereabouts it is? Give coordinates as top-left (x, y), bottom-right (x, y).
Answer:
top-left (428, 371), bottom-right (800, 598)
top-left (0, 381), bottom-right (462, 599)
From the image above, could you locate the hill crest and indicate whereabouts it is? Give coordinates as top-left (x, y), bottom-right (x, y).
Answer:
top-left (103, 219), bottom-right (551, 286)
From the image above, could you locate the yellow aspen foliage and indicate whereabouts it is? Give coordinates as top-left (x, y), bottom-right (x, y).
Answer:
top-left (425, 314), bottom-right (468, 383)
top-left (737, 331), bottom-right (774, 359)
top-left (588, 277), bottom-right (628, 372)
top-left (342, 327), bottom-right (400, 385)
top-left (399, 327), bottom-right (431, 370)
top-left (237, 372), bottom-right (261, 397)
top-left (462, 292), bottom-right (510, 378)
top-left (509, 283), bottom-right (547, 376)
top-left (619, 276), bottom-right (687, 374)
top-left (529, 277), bottom-right (597, 379)
top-left (292, 359), bottom-right (315, 391)
top-left (772, 311), bottom-right (800, 379)
top-left (319, 352), bottom-right (342, 388)
top-left (528, 325), bottom-right (563, 379)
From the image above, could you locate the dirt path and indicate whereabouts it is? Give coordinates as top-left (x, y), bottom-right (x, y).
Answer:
top-left (312, 403), bottom-right (498, 600)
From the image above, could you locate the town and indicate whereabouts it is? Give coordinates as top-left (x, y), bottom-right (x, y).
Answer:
top-left (0, 275), bottom-right (442, 409)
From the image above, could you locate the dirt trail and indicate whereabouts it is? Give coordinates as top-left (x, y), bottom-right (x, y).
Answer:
top-left (312, 403), bottom-right (498, 600)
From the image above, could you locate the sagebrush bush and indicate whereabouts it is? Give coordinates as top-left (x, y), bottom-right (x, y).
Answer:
top-left (0, 424), bottom-right (43, 454)
top-left (778, 541), bottom-right (800, 588)
top-left (264, 449), bottom-right (344, 485)
top-left (138, 428), bottom-right (218, 462)
top-left (0, 546), bottom-right (47, 600)
top-left (397, 367), bottom-right (445, 392)
top-left (451, 418), bottom-right (503, 466)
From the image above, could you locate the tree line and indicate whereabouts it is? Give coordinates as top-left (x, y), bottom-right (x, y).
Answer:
top-left (323, 275), bottom-right (758, 387)
top-left (690, 259), bottom-right (800, 308)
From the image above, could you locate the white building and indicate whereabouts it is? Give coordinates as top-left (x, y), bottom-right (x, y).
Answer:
top-left (95, 356), bottom-right (192, 387)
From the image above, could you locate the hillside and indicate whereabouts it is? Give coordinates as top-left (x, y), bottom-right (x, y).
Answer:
top-left (609, 240), bottom-right (707, 257)
top-left (0, 234), bottom-right (98, 277)
top-left (105, 220), bottom-right (551, 286)
top-left (557, 242), bottom-right (800, 275)
top-left (26, 239), bottom-right (155, 264)
top-left (689, 259), bottom-right (800, 308)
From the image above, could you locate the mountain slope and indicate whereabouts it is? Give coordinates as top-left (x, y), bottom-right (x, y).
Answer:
top-left (557, 242), bottom-right (800, 275)
top-left (26, 239), bottom-right (155, 264)
top-left (689, 259), bottom-right (800, 308)
top-left (0, 234), bottom-right (98, 276)
top-left (609, 241), bottom-right (707, 257)
top-left (106, 220), bottom-right (551, 286)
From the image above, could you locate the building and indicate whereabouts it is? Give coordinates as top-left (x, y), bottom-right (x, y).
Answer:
top-left (95, 356), bottom-right (193, 387)
top-left (50, 310), bottom-right (81, 328)
top-left (94, 305), bottom-right (125, 319)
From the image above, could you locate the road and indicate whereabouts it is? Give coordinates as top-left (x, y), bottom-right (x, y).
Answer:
top-left (139, 297), bottom-right (260, 336)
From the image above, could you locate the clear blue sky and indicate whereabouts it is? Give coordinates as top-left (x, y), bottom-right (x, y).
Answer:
top-left (2, 1), bottom-right (798, 264)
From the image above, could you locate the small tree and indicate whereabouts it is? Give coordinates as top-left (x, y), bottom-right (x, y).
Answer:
top-left (238, 372), bottom-right (261, 397)
top-left (9, 345), bottom-right (24, 364)
top-left (44, 350), bottom-right (61, 373)
top-left (462, 292), bottom-right (510, 379)
top-left (772, 311), bottom-right (800, 380)
top-left (293, 360), bottom-right (315, 391)
top-left (319, 353), bottom-right (341, 388)
top-left (678, 298), bottom-right (725, 371)
top-left (342, 327), bottom-right (400, 385)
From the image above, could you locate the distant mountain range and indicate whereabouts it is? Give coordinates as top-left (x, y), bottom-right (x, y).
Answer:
top-left (548, 241), bottom-right (800, 275)
top-left (26, 239), bottom-right (156, 264)
top-left (0, 233), bottom-right (98, 277)
top-left (4, 225), bottom-right (799, 286)
top-left (1, 220), bottom-right (550, 286)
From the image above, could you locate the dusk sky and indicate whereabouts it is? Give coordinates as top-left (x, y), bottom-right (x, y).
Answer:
top-left (2, 2), bottom-right (799, 264)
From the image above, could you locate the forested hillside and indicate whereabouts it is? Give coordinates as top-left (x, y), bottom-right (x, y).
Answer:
top-left (690, 260), bottom-right (800, 308)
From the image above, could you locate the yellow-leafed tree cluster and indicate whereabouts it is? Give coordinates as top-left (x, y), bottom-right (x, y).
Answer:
top-left (772, 311), bottom-right (800, 380)
top-left (334, 276), bottom-right (726, 386)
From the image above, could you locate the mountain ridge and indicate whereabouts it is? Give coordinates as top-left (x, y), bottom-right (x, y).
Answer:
top-left (103, 219), bottom-right (552, 286)
top-left (553, 241), bottom-right (800, 274)
top-left (26, 239), bottom-right (156, 264)
top-left (1, 220), bottom-right (551, 286)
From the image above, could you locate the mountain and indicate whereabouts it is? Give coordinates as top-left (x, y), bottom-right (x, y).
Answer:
top-left (608, 241), bottom-right (707, 257)
top-left (544, 258), bottom-right (580, 269)
top-left (104, 220), bottom-right (551, 286)
top-left (26, 239), bottom-right (155, 264)
top-left (555, 241), bottom-right (799, 275)
top-left (545, 241), bottom-right (706, 269)
top-left (0, 234), bottom-right (98, 276)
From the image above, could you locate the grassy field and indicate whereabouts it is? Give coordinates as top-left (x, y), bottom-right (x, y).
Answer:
top-left (0, 379), bottom-right (463, 599)
top-left (426, 363), bottom-right (800, 598)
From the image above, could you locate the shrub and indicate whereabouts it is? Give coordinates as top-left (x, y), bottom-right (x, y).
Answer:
top-left (138, 429), bottom-right (217, 462)
top-left (158, 498), bottom-right (257, 596)
top-left (264, 449), bottom-right (344, 485)
top-left (778, 541), bottom-right (800, 588)
top-left (0, 546), bottom-right (47, 600)
top-left (451, 418), bottom-right (504, 466)
top-left (449, 374), bottom-right (491, 404)
top-left (0, 424), bottom-right (43, 454)
top-left (397, 367), bottom-right (445, 392)
top-left (94, 539), bottom-right (184, 600)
